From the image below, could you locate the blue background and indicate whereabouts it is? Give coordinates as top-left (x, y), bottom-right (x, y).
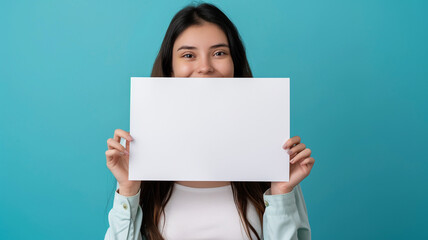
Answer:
top-left (1, 0), bottom-right (427, 239)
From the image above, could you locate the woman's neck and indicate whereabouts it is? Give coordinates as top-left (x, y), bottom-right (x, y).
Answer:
top-left (175, 181), bottom-right (230, 188)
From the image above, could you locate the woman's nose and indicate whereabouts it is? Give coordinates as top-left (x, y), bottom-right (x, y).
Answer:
top-left (197, 57), bottom-right (214, 74)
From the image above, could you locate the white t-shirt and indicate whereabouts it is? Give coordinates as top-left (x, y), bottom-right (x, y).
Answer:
top-left (158, 183), bottom-right (262, 240)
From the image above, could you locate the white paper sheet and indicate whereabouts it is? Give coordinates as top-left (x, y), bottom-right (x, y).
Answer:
top-left (129, 77), bottom-right (290, 181)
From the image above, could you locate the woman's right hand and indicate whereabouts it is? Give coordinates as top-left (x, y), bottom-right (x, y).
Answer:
top-left (105, 129), bottom-right (141, 196)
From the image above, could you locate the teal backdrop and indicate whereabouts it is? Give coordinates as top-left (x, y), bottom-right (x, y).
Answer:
top-left (1, 0), bottom-right (427, 239)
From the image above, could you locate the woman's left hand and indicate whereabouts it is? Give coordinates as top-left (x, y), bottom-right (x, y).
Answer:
top-left (271, 136), bottom-right (315, 195)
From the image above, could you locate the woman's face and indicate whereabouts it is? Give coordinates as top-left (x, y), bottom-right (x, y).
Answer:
top-left (171, 22), bottom-right (234, 78)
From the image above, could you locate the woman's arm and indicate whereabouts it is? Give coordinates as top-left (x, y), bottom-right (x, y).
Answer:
top-left (263, 135), bottom-right (314, 239)
top-left (105, 129), bottom-right (144, 239)
top-left (104, 189), bottom-right (144, 240)
top-left (262, 184), bottom-right (311, 240)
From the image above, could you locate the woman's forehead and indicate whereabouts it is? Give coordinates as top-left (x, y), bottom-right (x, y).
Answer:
top-left (174, 22), bottom-right (228, 49)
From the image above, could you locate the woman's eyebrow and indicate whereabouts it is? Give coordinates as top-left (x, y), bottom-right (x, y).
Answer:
top-left (177, 43), bottom-right (229, 51)
top-left (177, 45), bottom-right (196, 51)
top-left (209, 43), bottom-right (229, 49)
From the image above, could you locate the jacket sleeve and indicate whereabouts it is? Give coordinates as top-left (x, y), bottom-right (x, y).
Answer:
top-left (262, 184), bottom-right (311, 240)
top-left (104, 189), bottom-right (144, 240)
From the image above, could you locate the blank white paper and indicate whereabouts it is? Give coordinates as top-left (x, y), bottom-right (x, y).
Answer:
top-left (129, 77), bottom-right (290, 181)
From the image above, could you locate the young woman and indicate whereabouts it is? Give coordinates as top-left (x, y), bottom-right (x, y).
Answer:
top-left (105, 3), bottom-right (315, 240)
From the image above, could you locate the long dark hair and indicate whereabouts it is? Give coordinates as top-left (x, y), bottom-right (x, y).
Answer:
top-left (143, 3), bottom-right (268, 240)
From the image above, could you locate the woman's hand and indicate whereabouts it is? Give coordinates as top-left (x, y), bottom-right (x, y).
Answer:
top-left (105, 129), bottom-right (141, 196)
top-left (271, 136), bottom-right (315, 195)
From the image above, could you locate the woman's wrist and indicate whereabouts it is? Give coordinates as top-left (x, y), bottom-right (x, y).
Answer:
top-left (118, 187), bottom-right (140, 197)
top-left (118, 183), bottom-right (141, 196)
top-left (271, 186), bottom-right (294, 195)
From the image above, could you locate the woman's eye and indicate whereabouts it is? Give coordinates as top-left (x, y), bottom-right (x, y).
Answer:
top-left (183, 54), bottom-right (193, 58)
top-left (214, 51), bottom-right (226, 56)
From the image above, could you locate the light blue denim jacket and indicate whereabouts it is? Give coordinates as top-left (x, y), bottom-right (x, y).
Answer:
top-left (104, 184), bottom-right (310, 239)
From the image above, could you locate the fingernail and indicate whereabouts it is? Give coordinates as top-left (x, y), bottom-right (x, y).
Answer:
top-left (124, 150), bottom-right (129, 155)
top-left (288, 150), bottom-right (292, 155)
top-left (128, 136), bottom-right (133, 141)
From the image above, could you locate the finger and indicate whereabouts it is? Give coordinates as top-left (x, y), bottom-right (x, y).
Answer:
top-left (105, 149), bottom-right (125, 168)
top-left (300, 157), bottom-right (315, 166)
top-left (107, 138), bottom-right (128, 154)
top-left (105, 149), bottom-right (124, 162)
top-left (126, 138), bottom-right (130, 152)
top-left (290, 148), bottom-right (311, 164)
top-left (113, 129), bottom-right (133, 143)
top-left (287, 143), bottom-right (306, 156)
top-left (283, 136), bottom-right (301, 149)
top-left (300, 157), bottom-right (315, 174)
top-left (107, 138), bottom-right (115, 150)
